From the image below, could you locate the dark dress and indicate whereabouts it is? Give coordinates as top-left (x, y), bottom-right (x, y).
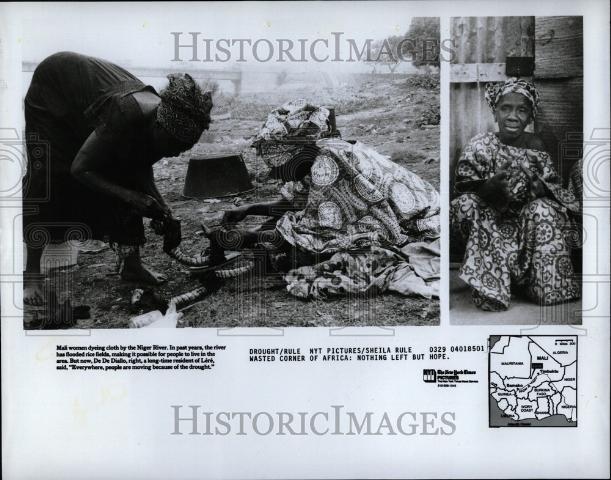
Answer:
top-left (23, 51), bottom-right (161, 246)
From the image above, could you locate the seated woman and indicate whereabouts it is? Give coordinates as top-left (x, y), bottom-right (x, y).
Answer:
top-left (204, 101), bottom-right (441, 299)
top-left (450, 78), bottom-right (580, 311)
top-left (23, 51), bottom-right (212, 305)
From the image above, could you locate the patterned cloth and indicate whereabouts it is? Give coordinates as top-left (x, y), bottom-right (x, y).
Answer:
top-left (285, 242), bottom-right (440, 300)
top-left (451, 132), bottom-right (580, 310)
top-left (485, 78), bottom-right (540, 118)
top-left (254, 99), bottom-right (332, 146)
top-left (253, 100), bottom-right (333, 167)
top-left (253, 102), bottom-right (440, 300)
top-left (274, 138), bottom-right (440, 299)
top-left (157, 73), bottom-right (212, 144)
top-left (276, 138), bottom-right (440, 253)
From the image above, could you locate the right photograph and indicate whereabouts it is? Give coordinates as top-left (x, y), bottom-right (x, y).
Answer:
top-left (449, 16), bottom-right (583, 325)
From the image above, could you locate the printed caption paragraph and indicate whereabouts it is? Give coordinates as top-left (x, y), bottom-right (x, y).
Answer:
top-left (55, 344), bottom-right (227, 371)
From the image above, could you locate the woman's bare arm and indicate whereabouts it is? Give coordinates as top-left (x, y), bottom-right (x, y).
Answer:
top-left (141, 165), bottom-right (171, 215)
top-left (245, 199), bottom-right (300, 217)
top-left (70, 130), bottom-right (166, 218)
top-left (222, 199), bottom-right (301, 226)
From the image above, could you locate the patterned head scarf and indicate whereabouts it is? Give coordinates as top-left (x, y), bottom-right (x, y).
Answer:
top-left (485, 77), bottom-right (540, 118)
top-left (157, 73), bottom-right (213, 145)
top-left (253, 100), bottom-right (335, 167)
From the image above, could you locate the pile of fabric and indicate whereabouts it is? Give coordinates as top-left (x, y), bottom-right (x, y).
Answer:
top-left (252, 100), bottom-right (335, 169)
top-left (253, 99), bottom-right (332, 145)
top-left (255, 101), bottom-right (441, 300)
top-left (284, 240), bottom-right (440, 300)
top-left (276, 138), bottom-right (440, 253)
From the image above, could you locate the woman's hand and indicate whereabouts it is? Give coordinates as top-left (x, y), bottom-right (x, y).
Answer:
top-left (150, 214), bottom-right (181, 251)
top-left (519, 159), bottom-right (546, 201)
top-left (162, 216), bottom-right (182, 252)
top-left (221, 206), bottom-right (249, 225)
top-left (479, 164), bottom-right (512, 212)
top-left (126, 191), bottom-right (167, 219)
top-left (528, 178), bottom-right (546, 200)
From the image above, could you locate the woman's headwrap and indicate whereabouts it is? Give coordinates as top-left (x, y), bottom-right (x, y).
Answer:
top-left (485, 77), bottom-right (540, 118)
top-left (157, 73), bottom-right (213, 145)
top-left (252, 100), bottom-right (335, 167)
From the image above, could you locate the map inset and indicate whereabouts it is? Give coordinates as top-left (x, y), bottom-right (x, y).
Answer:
top-left (489, 335), bottom-right (577, 427)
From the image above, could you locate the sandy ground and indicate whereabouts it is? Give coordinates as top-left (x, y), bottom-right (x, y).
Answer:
top-left (25, 73), bottom-right (440, 329)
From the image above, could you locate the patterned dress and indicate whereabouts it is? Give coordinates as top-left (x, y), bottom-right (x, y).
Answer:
top-left (274, 138), bottom-right (441, 299)
top-left (450, 132), bottom-right (581, 310)
top-left (276, 138), bottom-right (440, 253)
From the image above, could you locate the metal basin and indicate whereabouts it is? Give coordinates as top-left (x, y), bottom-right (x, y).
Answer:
top-left (183, 153), bottom-right (253, 199)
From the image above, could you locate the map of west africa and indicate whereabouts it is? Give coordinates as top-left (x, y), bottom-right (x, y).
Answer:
top-left (489, 336), bottom-right (577, 427)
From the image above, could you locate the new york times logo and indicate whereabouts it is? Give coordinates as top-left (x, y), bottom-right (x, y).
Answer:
top-left (423, 369), bottom-right (437, 383)
top-left (170, 405), bottom-right (456, 436)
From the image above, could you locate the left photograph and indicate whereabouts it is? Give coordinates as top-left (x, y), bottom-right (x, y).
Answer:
top-left (21, 8), bottom-right (441, 329)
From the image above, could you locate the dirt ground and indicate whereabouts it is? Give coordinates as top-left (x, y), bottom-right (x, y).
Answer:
top-left (26, 73), bottom-right (440, 329)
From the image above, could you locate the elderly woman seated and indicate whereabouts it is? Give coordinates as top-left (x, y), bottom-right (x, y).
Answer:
top-left (202, 101), bottom-right (441, 299)
top-left (450, 78), bottom-right (580, 311)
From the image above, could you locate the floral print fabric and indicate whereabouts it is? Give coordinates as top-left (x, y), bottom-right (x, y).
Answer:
top-left (276, 138), bottom-right (441, 300)
top-left (451, 132), bottom-right (581, 310)
top-left (285, 243), bottom-right (440, 300)
top-left (276, 138), bottom-right (440, 254)
top-left (252, 100), bottom-right (333, 167)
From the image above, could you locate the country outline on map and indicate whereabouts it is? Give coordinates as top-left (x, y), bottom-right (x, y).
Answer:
top-left (489, 335), bottom-right (577, 424)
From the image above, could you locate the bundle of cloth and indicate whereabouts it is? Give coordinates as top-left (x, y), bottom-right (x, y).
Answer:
top-left (252, 100), bottom-right (441, 300)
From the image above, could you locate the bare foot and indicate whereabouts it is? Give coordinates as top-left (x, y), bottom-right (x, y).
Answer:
top-left (24, 276), bottom-right (44, 306)
top-left (121, 262), bottom-right (167, 285)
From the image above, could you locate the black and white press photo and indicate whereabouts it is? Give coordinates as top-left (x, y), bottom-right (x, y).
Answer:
top-left (449, 16), bottom-right (584, 325)
top-left (19, 8), bottom-right (441, 329)
top-left (2, 2), bottom-right (610, 480)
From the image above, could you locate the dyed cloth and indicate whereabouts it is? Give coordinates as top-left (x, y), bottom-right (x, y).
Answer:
top-left (485, 78), bottom-right (540, 117)
top-left (285, 241), bottom-right (440, 300)
top-left (254, 99), bottom-right (332, 148)
top-left (451, 132), bottom-right (581, 310)
top-left (253, 100), bottom-right (334, 167)
top-left (157, 73), bottom-right (212, 144)
top-left (276, 138), bottom-right (440, 252)
top-left (273, 138), bottom-right (440, 299)
top-left (252, 101), bottom-right (440, 300)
